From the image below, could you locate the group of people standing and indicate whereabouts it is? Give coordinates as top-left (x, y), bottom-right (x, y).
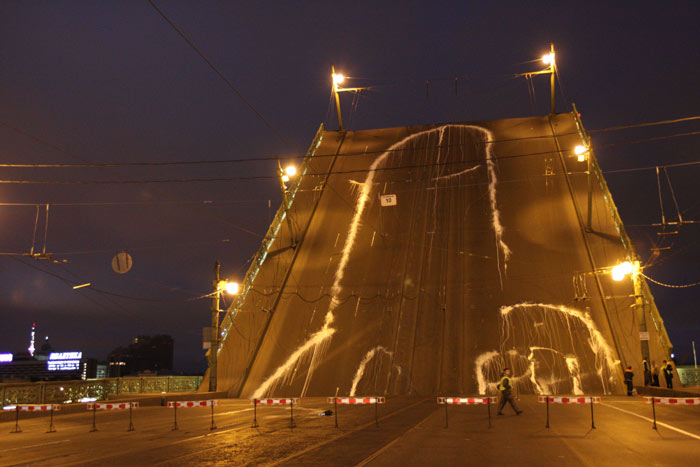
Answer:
top-left (623, 359), bottom-right (675, 396)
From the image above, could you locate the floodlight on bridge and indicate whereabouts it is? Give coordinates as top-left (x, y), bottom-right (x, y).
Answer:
top-left (611, 261), bottom-right (636, 281)
top-left (574, 145), bottom-right (588, 162)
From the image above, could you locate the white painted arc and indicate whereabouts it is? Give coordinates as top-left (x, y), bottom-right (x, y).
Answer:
top-left (251, 125), bottom-right (509, 399)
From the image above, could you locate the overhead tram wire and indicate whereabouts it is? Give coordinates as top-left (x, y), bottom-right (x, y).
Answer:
top-left (146, 0), bottom-right (289, 149)
top-left (1, 148), bottom-right (698, 185)
top-left (2, 118), bottom-right (699, 169)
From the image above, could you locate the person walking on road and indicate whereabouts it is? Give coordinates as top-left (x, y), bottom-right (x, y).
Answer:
top-left (497, 368), bottom-right (523, 415)
top-left (663, 360), bottom-right (674, 389)
top-left (624, 366), bottom-right (634, 396)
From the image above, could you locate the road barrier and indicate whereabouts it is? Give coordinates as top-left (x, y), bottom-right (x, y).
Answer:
top-left (166, 400), bottom-right (219, 431)
top-left (250, 398), bottom-right (300, 428)
top-left (537, 396), bottom-right (600, 429)
top-left (86, 402), bottom-right (139, 432)
top-left (3, 404), bottom-right (61, 433)
top-left (327, 397), bottom-right (386, 428)
top-left (644, 396), bottom-right (700, 430)
top-left (437, 397), bottom-right (493, 428)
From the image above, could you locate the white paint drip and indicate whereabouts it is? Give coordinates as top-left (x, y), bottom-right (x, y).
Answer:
top-left (500, 302), bottom-right (620, 394)
top-left (475, 350), bottom-right (500, 395)
top-left (433, 164), bottom-right (481, 181)
top-left (252, 125), bottom-right (509, 398)
top-left (565, 355), bottom-right (584, 395)
top-left (349, 346), bottom-right (393, 396)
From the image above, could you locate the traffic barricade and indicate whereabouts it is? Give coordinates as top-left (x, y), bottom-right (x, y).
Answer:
top-left (327, 397), bottom-right (386, 428)
top-left (3, 404), bottom-right (61, 433)
top-left (644, 396), bottom-right (700, 430)
top-left (250, 398), bottom-right (300, 428)
top-left (437, 397), bottom-right (494, 428)
top-left (538, 396), bottom-right (600, 429)
top-left (86, 402), bottom-right (139, 432)
top-left (166, 400), bottom-right (219, 431)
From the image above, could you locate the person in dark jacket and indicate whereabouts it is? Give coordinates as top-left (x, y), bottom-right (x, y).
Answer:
top-left (651, 361), bottom-right (660, 387)
top-left (497, 368), bottom-right (523, 415)
top-left (624, 366), bottom-right (634, 396)
top-left (643, 359), bottom-right (651, 386)
top-left (663, 360), bottom-right (674, 389)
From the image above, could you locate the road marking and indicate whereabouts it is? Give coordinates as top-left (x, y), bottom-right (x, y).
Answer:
top-left (266, 399), bottom-right (428, 466)
top-left (2, 438), bottom-right (71, 452)
top-left (355, 406), bottom-right (436, 466)
top-left (601, 402), bottom-right (700, 441)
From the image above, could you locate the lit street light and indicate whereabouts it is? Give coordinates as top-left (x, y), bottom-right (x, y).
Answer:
top-left (208, 261), bottom-right (239, 392)
top-left (574, 145), bottom-right (588, 162)
top-left (610, 260), bottom-right (652, 365)
top-left (277, 160), bottom-right (298, 247)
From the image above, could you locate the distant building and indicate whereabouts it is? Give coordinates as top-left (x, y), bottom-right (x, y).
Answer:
top-left (107, 335), bottom-right (174, 377)
top-left (0, 351), bottom-right (96, 382)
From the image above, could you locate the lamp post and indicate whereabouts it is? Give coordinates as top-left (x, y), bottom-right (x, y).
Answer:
top-left (330, 65), bottom-right (367, 132)
top-left (208, 261), bottom-right (238, 392)
top-left (518, 44), bottom-right (557, 115)
top-left (612, 261), bottom-right (650, 363)
top-left (277, 159), bottom-right (298, 248)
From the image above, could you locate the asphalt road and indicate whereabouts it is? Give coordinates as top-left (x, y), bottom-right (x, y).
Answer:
top-left (1, 396), bottom-right (698, 466)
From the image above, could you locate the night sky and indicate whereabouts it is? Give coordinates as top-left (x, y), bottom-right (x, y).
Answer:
top-left (1, 1), bottom-right (698, 372)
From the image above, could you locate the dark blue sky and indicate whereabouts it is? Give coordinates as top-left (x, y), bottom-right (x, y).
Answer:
top-left (1, 1), bottom-right (698, 371)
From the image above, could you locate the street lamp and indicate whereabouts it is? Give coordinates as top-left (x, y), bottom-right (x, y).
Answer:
top-left (277, 160), bottom-right (298, 247)
top-left (208, 261), bottom-right (239, 392)
top-left (517, 44), bottom-right (557, 114)
top-left (574, 145), bottom-right (588, 162)
top-left (610, 260), bottom-right (651, 365)
top-left (330, 65), bottom-right (367, 131)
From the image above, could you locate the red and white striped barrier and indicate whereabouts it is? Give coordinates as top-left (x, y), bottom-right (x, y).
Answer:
top-left (86, 402), bottom-right (139, 410)
top-left (327, 396), bottom-right (385, 428)
top-left (327, 397), bottom-right (385, 405)
top-left (538, 395), bottom-right (600, 429)
top-left (86, 402), bottom-right (138, 432)
top-left (645, 396), bottom-right (700, 431)
top-left (644, 397), bottom-right (700, 405)
top-left (538, 396), bottom-right (600, 404)
top-left (17, 404), bottom-right (61, 412)
top-left (5, 404), bottom-right (62, 433)
top-left (437, 397), bottom-right (493, 428)
top-left (166, 400), bottom-right (219, 431)
top-left (251, 398), bottom-right (300, 428)
top-left (251, 398), bottom-right (299, 405)
top-left (437, 397), bottom-right (493, 405)
top-left (167, 400), bottom-right (219, 408)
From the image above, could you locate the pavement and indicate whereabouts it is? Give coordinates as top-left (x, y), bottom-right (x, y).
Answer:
top-left (1, 395), bottom-right (699, 466)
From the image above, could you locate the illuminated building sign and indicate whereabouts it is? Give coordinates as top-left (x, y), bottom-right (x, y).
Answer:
top-left (49, 352), bottom-right (82, 360)
top-left (0, 353), bottom-right (13, 363)
top-left (47, 351), bottom-right (83, 371)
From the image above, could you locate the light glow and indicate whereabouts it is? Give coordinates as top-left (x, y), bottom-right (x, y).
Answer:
top-left (281, 174), bottom-right (289, 183)
top-left (284, 165), bottom-right (297, 177)
top-left (611, 261), bottom-right (635, 281)
top-left (333, 73), bottom-right (345, 85)
top-left (0, 353), bottom-right (13, 363)
top-left (542, 53), bottom-right (555, 65)
top-left (225, 281), bottom-right (239, 295)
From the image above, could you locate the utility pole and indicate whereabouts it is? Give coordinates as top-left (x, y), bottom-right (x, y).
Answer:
top-left (208, 261), bottom-right (221, 392)
top-left (549, 43), bottom-right (556, 114)
top-left (633, 261), bottom-right (651, 364)
top-left (332, 64), bottom-right (344, 131)
top-left (277, 158), bottom-right (297, 248)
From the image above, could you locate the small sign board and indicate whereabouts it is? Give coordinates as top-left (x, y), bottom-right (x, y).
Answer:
top-left (380, 194), bottom-right (397, 207)
top-left (639, 331), bottom-right (650, 341)
top-left (203, 327), bottom-right (212, 349)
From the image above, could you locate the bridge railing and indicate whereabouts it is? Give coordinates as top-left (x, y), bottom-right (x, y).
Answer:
top-left (0, 376), bottom-right (203, 406)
